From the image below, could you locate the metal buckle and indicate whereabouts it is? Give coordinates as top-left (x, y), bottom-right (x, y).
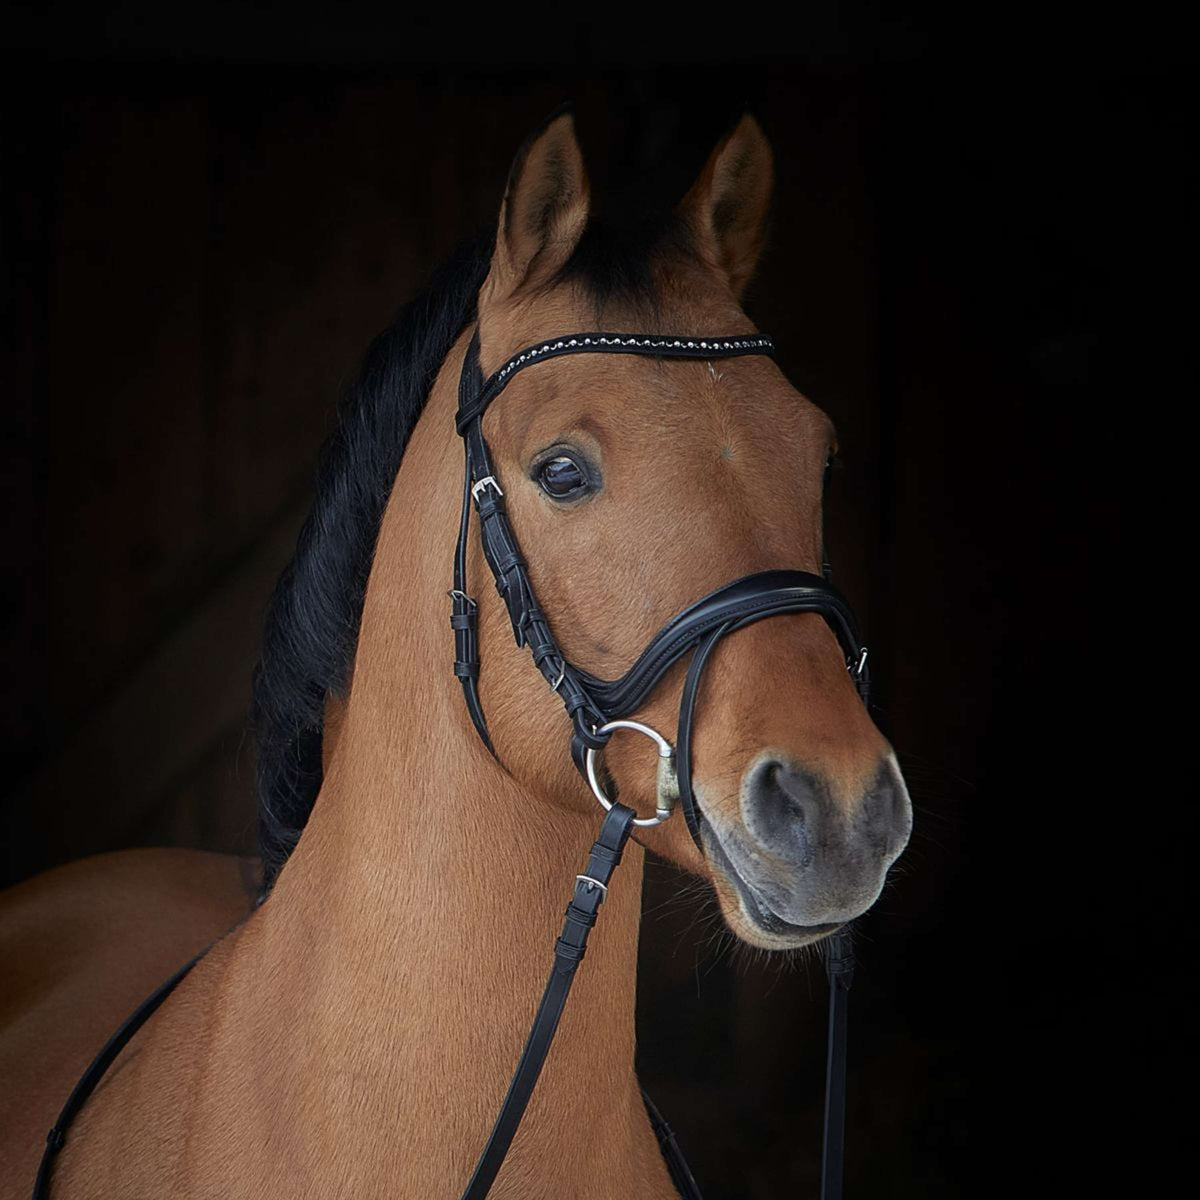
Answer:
top-left (850, 647), bottom-right (869, 678)
top-left (584, 719), bottom-right (679, 827)
top-left (471, 475), bottom-right (503, 504)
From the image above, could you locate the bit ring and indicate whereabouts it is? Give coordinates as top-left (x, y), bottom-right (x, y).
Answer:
top-left (584, 720), bottom-right (679, 827)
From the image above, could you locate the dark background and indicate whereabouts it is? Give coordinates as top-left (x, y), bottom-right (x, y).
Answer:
top-left (1, 6), bottom-right (1185, 1196)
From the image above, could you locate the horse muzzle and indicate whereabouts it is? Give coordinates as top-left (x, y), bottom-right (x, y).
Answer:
top-left (701, 753), bottom-right (912, 947)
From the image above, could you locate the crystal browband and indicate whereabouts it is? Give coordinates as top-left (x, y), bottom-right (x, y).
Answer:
top-left (456, 333), bottom-right (775, 432)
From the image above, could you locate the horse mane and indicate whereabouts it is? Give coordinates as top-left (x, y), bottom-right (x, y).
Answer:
top-left (252, 215), bottom-right (684, 894)
top-left (252, 232), bottom-right (493, 891)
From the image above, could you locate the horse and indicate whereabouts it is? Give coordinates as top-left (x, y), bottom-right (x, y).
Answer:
top-left (0, 111), bottom-right (912, 1198)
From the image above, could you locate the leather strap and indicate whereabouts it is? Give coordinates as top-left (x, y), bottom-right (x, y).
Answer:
top-left (643, 1094), bottom-right (705, 1195)
top-left (451, 336), bottom-right (496, 755)
top-left (675, 623), bottom-right (729, 850)
top-left (456, 332), bottom-right (775, 433)
top-left (32, 951), bottom-right (204, 1200)
top-left (458, 804), bottom-right (637, 1199)
top-left (642, 1089), bottom-right (706, 1200)
top-left (670, 586), bottom-right (868, 856)
top-left (575, 569), bottom-right (867, 720)
top-left (821, 932), bottom-right (856, 1200)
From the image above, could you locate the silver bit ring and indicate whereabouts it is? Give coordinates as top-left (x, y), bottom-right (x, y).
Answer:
top-left (584, 720), bottom-right (679, 827)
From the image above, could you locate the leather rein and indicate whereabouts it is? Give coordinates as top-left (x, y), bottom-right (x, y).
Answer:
top-left (34, 327), bottom-right (869, 1200)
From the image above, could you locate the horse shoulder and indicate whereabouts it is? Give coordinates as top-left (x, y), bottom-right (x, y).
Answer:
top-left (0, 848), bottom-right (257, 1196)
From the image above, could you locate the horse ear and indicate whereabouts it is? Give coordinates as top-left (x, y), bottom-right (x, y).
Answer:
top-left (679, 114), bottom-right (774, 298)
top-left (483, 111), bottom-right (590, 302)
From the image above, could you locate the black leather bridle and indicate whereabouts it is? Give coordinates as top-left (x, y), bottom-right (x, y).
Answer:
top-left (450, 327), bottom-right (869, 1200)
top-left (32, 326), bottom-right (870, 1200)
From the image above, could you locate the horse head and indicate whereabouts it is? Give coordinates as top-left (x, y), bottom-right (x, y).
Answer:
top-left (436, 112), bottom-right (911, 949)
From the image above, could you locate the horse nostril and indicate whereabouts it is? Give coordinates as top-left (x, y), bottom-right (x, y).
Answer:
top-left (743, 757), bottom-right (911, 862)
top-left (743, 759), bottom-right (824, 860)
top-left (860, 760), bottom-right (913, 853)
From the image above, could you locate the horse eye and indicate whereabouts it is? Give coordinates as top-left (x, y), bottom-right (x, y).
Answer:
top-left (536, 455), bottom-right (590, 500)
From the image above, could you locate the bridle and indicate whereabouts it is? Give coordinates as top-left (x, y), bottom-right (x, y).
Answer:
top-left (450, 327), bottom-right (869, 1200)
top-left (32, 326), bottom-right (870, 1200)
top-left (451, 329), bottom-right (869, 822)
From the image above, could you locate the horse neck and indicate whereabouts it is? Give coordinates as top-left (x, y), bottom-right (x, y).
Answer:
top-left (231, 335), bottom-right (655, 1190)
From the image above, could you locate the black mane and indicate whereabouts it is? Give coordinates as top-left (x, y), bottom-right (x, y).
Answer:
top-left (253, 217), bottom-right (685, 893)
top-left (252, 232), bottom-right (492, 891)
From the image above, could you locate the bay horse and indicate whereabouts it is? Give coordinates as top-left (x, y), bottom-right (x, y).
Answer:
top-left (0, 112), bottom-right (911, 1198)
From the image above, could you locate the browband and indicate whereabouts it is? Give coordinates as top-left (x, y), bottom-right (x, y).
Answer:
top-left (456, 332), bottom-right (776, 432)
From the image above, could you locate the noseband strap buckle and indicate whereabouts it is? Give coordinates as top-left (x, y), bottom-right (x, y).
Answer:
top-left (851, 646), bottom-right (869, 679)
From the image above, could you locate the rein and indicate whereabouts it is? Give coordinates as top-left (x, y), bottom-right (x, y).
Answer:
top-left (33, 327), bottom-right (868, 1200)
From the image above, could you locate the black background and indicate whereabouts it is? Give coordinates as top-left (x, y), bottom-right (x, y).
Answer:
top-left (2, 6), bottom-right (1186, 1195)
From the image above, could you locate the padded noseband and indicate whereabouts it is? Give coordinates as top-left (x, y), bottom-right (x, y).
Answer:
top-left (573, 567), bottom-right (867, 717)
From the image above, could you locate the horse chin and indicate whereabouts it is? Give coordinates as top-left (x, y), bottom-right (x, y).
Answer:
top-left (702, 825), bottom-right (843, 951)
